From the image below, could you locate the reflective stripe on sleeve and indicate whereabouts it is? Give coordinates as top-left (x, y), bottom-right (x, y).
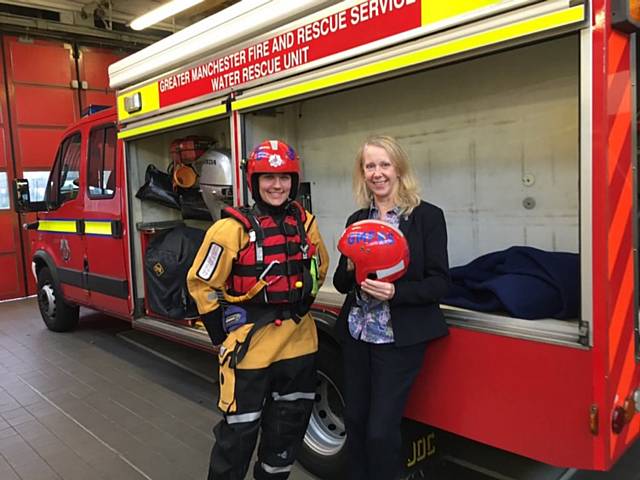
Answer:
top-left (225, 410), bottom-right (262, 424)
top-left (271, 391), bottom-right (316, 402)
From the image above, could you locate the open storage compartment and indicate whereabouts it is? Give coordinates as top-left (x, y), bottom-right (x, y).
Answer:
top-left (126, 117), bottom-right (231, 325)
top-left (242, 33), bottom-right (583, 347)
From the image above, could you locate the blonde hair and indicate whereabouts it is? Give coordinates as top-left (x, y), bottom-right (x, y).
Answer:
top-left (353, 135), bottom-right (421, 215)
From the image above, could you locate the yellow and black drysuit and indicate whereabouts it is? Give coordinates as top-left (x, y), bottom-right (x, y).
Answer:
top-left (187, 200), bottom-right (328, 480)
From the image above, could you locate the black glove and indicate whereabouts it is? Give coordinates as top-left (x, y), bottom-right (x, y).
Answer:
top-left (201, 309), bottom-right (225, 345)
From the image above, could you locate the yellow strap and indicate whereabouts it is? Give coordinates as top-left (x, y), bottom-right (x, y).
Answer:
top-left (221, 279), bottom-right (268, 303)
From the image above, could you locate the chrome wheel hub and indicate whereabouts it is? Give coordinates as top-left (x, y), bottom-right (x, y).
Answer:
top-left (304, 370), bottom-right (346, 456)
top-left (39, 284), bottom-right (56, 318)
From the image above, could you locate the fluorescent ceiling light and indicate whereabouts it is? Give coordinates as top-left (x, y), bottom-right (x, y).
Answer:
top-left (130, 0), bottom-right (205, 31)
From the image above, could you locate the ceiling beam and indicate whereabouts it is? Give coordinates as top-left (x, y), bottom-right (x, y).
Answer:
top-left (0, 12), bottom-right (165, 47)
top-left (0, 0), bottom-right (199, 32)
top-left (177, 0), bottom-right (239, 19)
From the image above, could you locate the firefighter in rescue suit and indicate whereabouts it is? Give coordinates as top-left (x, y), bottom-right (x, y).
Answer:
top-left (187, 140), bottom-right (329, 480)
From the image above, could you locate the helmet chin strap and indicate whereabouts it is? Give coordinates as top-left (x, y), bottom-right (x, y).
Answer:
top-left (252, 195), bottom-right (294, 217)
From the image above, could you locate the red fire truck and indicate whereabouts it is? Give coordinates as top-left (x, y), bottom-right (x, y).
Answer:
top-left (11, 0), bottom-right (640, 477)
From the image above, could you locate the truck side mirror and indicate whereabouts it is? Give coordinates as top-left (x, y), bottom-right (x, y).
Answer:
top-left (12, 178), bottom-right (46, 213)
top-left (13, 179), bottom-right (31, 213)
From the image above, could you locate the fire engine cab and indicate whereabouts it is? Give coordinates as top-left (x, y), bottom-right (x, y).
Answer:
top-left (11, 0), bottom-right (640, 477)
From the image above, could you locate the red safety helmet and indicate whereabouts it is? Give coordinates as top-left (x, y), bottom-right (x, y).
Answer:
top-left (338, 219), bottom-right (410, 284)
top-left (247, 140), bottom-right (301, 201)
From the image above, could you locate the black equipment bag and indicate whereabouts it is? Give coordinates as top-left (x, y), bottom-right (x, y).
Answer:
top-left (136, 164), bottom-right (180, 210)
top-left (144, 225), bottom-right (205, 319)
top-left (136, 164), bottom-right (212, 220)
top-left (179, 188), bottom-right (212, 221)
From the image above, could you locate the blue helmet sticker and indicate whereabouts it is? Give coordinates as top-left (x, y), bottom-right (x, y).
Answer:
top-left (347, 230), bottom-right (395, 246)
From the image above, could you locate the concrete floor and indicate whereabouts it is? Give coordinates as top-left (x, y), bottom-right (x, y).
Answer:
top-left (2, 297), bottom-right (640, 480)
top-left (0, 297), bottom-right (317, 480)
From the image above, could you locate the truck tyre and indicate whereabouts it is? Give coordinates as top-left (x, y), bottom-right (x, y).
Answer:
top-left (299, 338), bottom-right (347, 479)
top-left (37, 267), bottom-right (79, 332)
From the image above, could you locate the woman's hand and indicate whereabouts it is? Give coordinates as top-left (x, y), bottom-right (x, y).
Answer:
top-left (360, 278), bottom-right (395, 301)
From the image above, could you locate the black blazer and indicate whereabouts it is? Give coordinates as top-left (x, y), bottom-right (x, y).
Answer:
top-left (333, 201), bottom-right (450, 347)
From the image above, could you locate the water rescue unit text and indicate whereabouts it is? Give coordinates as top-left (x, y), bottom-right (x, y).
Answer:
top-left (158, 0), bottom-right (417, 95)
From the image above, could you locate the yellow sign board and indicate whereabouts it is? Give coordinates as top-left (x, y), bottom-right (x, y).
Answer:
top-left (422, 0), bottom-right (503, 26)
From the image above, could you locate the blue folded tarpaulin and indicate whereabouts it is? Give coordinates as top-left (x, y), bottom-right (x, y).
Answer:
top-left (442, 246), bottom-right (579, 320)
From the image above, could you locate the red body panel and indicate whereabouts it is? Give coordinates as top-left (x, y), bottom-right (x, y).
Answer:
top-left (40, 180), bottom-right (90, 306)
top-left (405, 328), bottom-right (594, 468)
top-left (83, 117), bottom-right (131, 318)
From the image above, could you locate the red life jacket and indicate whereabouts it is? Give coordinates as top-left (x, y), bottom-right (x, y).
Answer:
top-left (223, 201), bottom-right (317, 305)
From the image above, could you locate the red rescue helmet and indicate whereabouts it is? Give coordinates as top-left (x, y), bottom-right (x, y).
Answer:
top-left (247, 140), bottom-right (301, 201)
top-left (338, 219), bottom-right (410, 284)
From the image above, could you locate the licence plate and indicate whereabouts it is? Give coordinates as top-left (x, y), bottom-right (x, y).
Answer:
top-left (399, 418), bottom-right (438, 479)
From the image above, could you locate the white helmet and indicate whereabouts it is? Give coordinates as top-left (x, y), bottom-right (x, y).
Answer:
top-left (199, 148), bottom-right (233, 220)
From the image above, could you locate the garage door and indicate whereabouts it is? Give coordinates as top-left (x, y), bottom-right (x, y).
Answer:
top-left (0, 35), bottom-right (128, 300)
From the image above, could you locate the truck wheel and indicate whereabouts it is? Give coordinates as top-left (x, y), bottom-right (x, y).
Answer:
top-left (299, 338), bottom-right (347, 479)
top-left (37, 267), bottom-right (79, 332)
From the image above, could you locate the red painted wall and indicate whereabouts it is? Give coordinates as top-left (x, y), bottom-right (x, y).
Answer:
top-left (0, 35), bottom-right (128, 300)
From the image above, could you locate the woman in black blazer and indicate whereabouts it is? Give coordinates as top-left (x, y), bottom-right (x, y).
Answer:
top-left (333, 135), bottom-right (450, 480)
